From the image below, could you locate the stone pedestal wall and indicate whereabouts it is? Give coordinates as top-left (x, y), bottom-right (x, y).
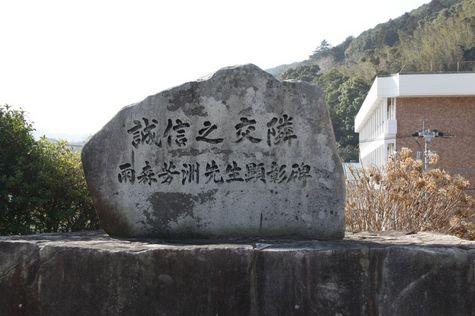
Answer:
top-left (0, 231), bottom-right (474, 315)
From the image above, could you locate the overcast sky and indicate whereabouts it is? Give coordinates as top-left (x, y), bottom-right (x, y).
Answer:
top-left (0, 0), bottom-right (430, 141)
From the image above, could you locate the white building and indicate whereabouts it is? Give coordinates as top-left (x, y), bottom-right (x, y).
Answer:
top-left (354, 72), bottom-right (475, 168)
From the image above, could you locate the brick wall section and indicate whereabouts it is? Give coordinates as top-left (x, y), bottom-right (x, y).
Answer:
top-left (396, 96), bottom-right (475, 193)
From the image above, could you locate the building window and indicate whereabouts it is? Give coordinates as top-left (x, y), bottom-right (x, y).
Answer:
top-left (387, 98), bottom-right (396, 120)
top-left (387, 143), bottom-right (395, 160)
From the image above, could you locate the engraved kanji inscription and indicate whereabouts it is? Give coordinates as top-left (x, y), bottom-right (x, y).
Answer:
top-left (181, 162), bottom-right (200, 185)
top-left (267, 113), bottom-right (297, 146)
top-left (141, 118), bottom-right (160, 146)
top-left (161, 119), bottom-right (190, 147)
top-left (127, 117), bottom-right (161, 148)
top-left (157, 161), bottom-right (180, 184)
top-left (121, 113), bottom-right (311, 187)
top-left (127, 120), bottom-right (143, 148)
top-left (118, 163), bottom-right (135, 183)
top-left (118, 150), bottom-right (136, 183)
top-left (137, 161), bottom-right (157, 185)
top-left (225, 161), bottom-right (244, 182)
top-left (287, 163), bottom-right (311, 182)
top-left (117, 159), bottom-right (311, 185)
top-left (234, 117), bottom-right (261, 143)
top-left (204, 160), bottom-right (224, 184)
top-left (266, 161), bottom-right (288, 183)
top-left (196, 121), bottom-right (224, 144)
top-left (244, 162), bottom-right (266, 183)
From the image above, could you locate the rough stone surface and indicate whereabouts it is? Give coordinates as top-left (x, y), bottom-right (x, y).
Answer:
top-left (0, 231), bottom-right (473, 316)
top-left (81, 64), bottom-right (345, 238)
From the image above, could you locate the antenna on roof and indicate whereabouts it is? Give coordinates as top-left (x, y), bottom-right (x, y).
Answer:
top-left (412, 120), bottom-right (446, 170)
top-left (399, 64), bottom-right (406, 74)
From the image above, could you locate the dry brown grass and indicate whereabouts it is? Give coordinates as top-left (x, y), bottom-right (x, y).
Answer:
top-left (346, 148), bottom-right (475, 240)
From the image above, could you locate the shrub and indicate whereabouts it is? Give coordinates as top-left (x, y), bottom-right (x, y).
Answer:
top-left (32, 138), bottom-right (99, 232)
top-left (346, 148), bottom-right (475, 240)
top-left (0, 105), bottom-right (99, 235)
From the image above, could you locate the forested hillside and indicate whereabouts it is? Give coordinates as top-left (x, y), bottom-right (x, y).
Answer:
top-left (275, 0), bottom-right (474, 161)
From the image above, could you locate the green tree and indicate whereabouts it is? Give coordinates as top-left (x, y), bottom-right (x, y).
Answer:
top-left (0, 105), bottom-right (99, 235)
top-left (34, 138), bottom-right (99, 232)
top-left (0, 105), bottom-right (40, 233)
top-left (310, 40), bottom-right (332, 59)
top-left (399, 0), bottom-right (475, 71)
top-left (281, 64), bottom-right (320, 82)
top-left (317, 70), bottom-right (369, 161)
top-left (280, 67), bottom-right (371, 161)
top-left (334, 77), bottom-right (369, 160)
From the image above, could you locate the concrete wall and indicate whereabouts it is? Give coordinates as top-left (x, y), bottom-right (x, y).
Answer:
top-left (398, 73), bottom-right (475, 97)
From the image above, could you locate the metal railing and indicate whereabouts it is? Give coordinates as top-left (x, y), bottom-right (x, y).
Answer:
top-left (399, 61), bottom-right (475, 74)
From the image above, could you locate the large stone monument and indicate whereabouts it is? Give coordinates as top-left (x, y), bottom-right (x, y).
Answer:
top-left (2, 64), bottom-right (474, 316)
top-left (81, 64), bottom-right (345, 238)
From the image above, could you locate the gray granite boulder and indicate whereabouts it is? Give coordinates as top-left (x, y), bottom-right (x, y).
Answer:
top-left (81, 64), bottom-right (345, 238)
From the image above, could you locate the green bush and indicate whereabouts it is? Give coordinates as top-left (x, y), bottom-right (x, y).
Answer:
top-left (0, 105), bottom-right (99, 235)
